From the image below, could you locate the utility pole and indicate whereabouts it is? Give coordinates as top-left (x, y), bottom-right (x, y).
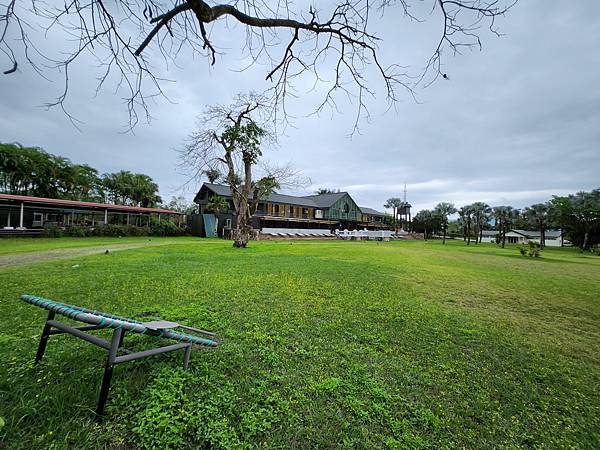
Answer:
top-left (403, 183), bottom-right (411, 232)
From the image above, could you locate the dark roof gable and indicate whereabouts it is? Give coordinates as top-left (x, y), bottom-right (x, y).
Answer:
top-left (195, 183), bottom-right (386, 215)
top-left (300, 192), bottom-right (348, 208)
top-left (195, 183), bottom-right (318, 208)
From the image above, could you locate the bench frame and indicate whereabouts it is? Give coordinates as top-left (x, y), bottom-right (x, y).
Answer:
top-left (35, 310), bottom-right (193, 419)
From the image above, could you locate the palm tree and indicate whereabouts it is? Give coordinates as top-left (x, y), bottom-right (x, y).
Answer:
top-left (384, 198), bottom-right (401, 225)
top-left (204, 168), bottom-right (221, 183)
top-left (492, 206), bottom-right (506, 247)
top-left (524, 203), bottom-right (549, 249)
top-left (470, 202), bottom-right (491, 244)
top-left (458, 206), bottom-right (468, 242)
top-left (315, 188), bottom-right (339, 194)
top-left (564, 190), bottom-right (600, 250)
top-left (434, 202), bottom-right (457, 244)
top-left (458, 205), bottom-right (474, 245)
top-left (413, 209), bottom-right (439, 240)
top-left (493, 206), bottom-right (519, 248)
top-left (206, 195), bottom-right (229, 215)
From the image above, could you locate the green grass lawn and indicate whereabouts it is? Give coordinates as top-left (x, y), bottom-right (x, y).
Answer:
top-left (0, 239), bottom-right (599, 449)
top-left (0, 236), bottom-right (199, 255)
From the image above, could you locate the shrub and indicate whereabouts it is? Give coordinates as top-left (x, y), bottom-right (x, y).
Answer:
top-left (41, 226), bottom-right (63, 238)
top-left (125, 224), bottom-right (149, 236)
top-left (92, 225), bottom-right (121, 237)
top-left (150, 220), bottom-right (187, 237)
top-left (518, 241), bottom-right (542, 257)
top-left (64, 225), bottom-right (88, 237)
top-left (39, 222), bottom-right (186, 238)
top-left (528, 241), bottom-right (541, 257)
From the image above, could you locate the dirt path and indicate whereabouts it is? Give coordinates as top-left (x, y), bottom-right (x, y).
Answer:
top-left (0, 241), bottom-right (176, 268)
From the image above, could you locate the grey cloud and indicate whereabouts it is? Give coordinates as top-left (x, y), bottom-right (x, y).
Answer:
top-left (1, 0), bottom-right (598, 213)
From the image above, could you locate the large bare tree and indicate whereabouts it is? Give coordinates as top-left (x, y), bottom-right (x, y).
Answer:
top-left (181, 94), bottom-right (300, 247)
top-left (1, 0), bottom-right (516, 127)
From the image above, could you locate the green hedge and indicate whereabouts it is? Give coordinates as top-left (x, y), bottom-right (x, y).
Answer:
top-left (40, 223), bottom-right (188, 238)
top-left (40, 226), bottom-right (64, 238)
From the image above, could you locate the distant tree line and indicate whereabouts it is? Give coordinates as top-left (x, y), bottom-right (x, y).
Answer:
top-left (411, 188), bottom-right (600, 251)
top-left (0, 142), bottom-right (162, 207)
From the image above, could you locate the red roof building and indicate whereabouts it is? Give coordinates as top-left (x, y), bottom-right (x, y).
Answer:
top-left (0, 193), bottom-right (185, 234)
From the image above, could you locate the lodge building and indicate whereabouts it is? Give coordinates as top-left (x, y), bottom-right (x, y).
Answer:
top-left (194, 183), bottom-right (395, 237)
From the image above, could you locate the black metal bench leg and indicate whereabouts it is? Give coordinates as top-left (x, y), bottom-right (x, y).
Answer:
top-left (95, 328), bottom-right (123, 420)
top-left (35, 310), bottom-right (56, 365)
top-left (183, 344), bottom-right (192, 370)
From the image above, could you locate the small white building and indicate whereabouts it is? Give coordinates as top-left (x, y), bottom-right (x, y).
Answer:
top-left (479, 230), bottom-right (500, 243)
top-left (479, 229), bottom-right (566, 247)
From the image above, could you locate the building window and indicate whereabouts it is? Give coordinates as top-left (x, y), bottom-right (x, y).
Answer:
top-left (33, 212), bottom-right (44, 227)
top-left (225, 218), bottom-right (232, 228)
top-left (342, 203), bottom-right (350, 214)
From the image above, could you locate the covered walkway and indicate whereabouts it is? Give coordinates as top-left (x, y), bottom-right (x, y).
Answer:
top-left (0, 194), bottom-right (184, 235)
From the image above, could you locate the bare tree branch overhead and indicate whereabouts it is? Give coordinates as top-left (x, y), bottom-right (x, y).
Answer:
top-left (0, 0), bottom-right (516, 127)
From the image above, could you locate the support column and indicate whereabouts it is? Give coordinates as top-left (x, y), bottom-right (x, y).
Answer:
top-left (104, 209), bottom-right (108, 225)
top-left (19, 202), bottom-right (24, 228)
top-left (158, 213), bottom-right (161, 224)
top-left (126, 213), bottom-right (130, 225)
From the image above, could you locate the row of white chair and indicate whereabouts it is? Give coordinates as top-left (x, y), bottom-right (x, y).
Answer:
top-left (264, 231), bottom-right (332, 238)
top-left (335, 229), bottom-right (397, 239)
top-left (262, 227), bottom-right (332, 237)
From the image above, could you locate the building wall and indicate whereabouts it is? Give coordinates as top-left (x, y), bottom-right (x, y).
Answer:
top-left (262, 202), bottom-right (314, 219)
top-left (322, 194), bottom-right (361, 221)
top-left (479, 233), bottom-right (563, 247)
top-left (524, 237), bottom-right (562, 247)
top-left (361, 214), bottom-right (384, 223)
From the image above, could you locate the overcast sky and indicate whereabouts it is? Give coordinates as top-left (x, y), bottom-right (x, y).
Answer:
top-left (1, 1), bottom-right (598, 214)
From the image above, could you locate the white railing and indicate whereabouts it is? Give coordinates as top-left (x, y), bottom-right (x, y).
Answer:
top-left (261, 227), bottom-right (332, 237)
top-left (335, 229), bottom-right (394, 240)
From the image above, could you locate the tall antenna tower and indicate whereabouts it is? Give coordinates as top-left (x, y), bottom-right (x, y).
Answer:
top-left (403, 183), bottom-right (407, 203)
